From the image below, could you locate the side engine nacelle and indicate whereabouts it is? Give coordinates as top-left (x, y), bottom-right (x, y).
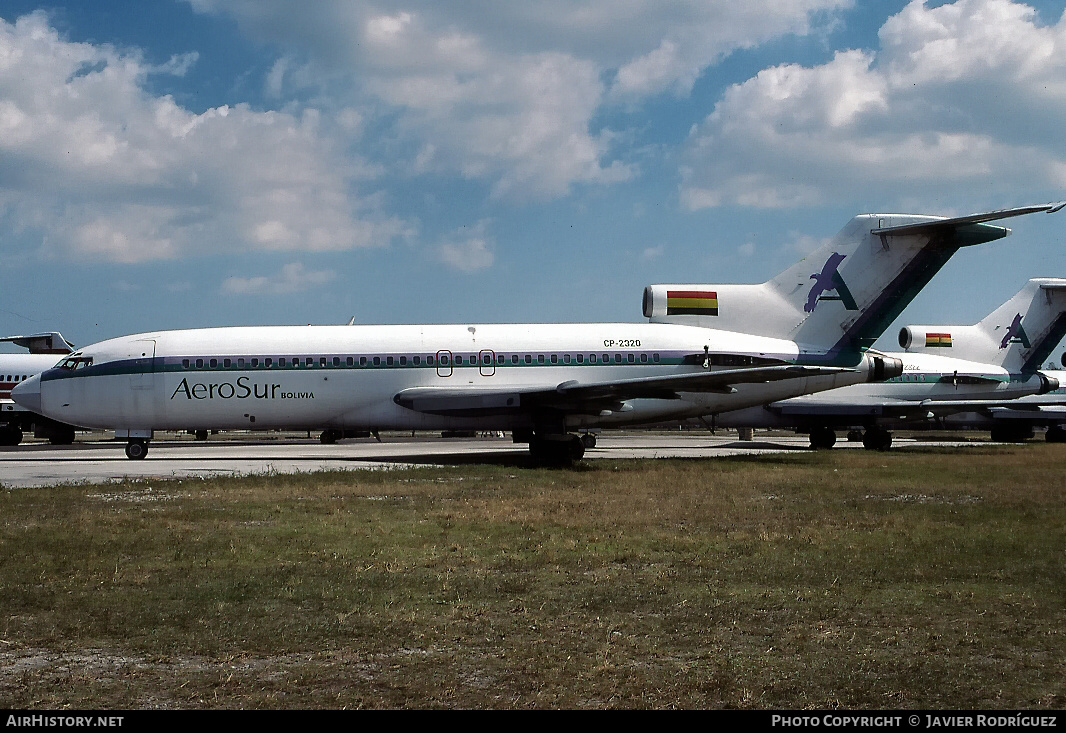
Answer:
top-left (898, 325), bottom-right (990, 354)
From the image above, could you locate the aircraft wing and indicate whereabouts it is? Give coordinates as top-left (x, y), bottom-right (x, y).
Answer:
top-left (772, 397), bottom-right (1052, 419)
top-left (985, 405), bottom-right (1066, 421)
top-left (394, 364), bottom-right (856, 417)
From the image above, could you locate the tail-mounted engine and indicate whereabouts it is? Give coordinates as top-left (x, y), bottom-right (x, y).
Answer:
top-left (867, 354), bottom-right (903, 382)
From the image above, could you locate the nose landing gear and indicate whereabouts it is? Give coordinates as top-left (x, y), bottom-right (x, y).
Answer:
top-left (124, 439), bottom-right (149, 460)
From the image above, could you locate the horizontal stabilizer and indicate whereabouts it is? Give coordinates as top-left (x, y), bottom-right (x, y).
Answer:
top-left (0, 332), bottom-right (74, 354)
top-left (870, 202), bottom-right (1064, 243)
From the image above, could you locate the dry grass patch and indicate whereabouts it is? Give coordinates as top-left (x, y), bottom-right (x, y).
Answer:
top-left (1, 446), bottom-right (1064, 708)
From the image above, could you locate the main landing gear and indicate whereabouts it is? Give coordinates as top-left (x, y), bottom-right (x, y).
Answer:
top-left (0, 424), bottom-right (23, 446)
top-left (808, 426), bottom-right (837, 450)
top-left (861, 427), bottom-right (892, 451)
top-left (125, 439), bottom-right (149, 460)
top-left (990, 425), bottom-right (1034, 443)
top-left (808, 426), bottom-right (893, 451)
top-left (528, 433), bottom-right (586, 465)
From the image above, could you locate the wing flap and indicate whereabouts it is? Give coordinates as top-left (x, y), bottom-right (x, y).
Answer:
top-left (395, 364), bottom-right (856, 417)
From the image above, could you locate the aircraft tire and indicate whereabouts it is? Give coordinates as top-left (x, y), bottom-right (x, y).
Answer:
top-left (991, 425), bottom-right (1033, 443)
top-left (48, 427), bottom-right (76, 445)
top-left (529, 434), bottom-right (585, 465)
top-left (862, 428), bottom-right (892, 451)
top-left (809, 427), bottom-right (836, 450)
top-left (568, 434), bottom-right (586, 461)
top-left (125, 440), bottom-right (148, 460)
top-left (1046, 426), bottom-right (1066, 443)
top-left (0, 425), bottom-right (23, 446)
top-left (581, 433), bottom-right (597, 449)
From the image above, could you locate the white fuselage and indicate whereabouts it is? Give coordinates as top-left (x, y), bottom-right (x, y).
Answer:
top-left (712, 351), bottom-right (1052, 429)
top-left (24, 322), bottom-right (876, 435)
top-left (1, 352), bottom-right (65, 415)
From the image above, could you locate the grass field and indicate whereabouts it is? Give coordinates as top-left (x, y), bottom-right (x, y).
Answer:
top-left (1, 444), bottom-right (1064, 709)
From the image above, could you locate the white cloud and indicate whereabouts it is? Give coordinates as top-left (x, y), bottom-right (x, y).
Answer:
top-left (438, 221), bottom-right (494, 272)
top-left (186, 0), bottom-right (850, 200)
top-left (221, 262), bottom-right (336, 294)
top-left (681, 0), bottom-right (1066, 210)
top-left (642, 244), bottom-right (665, 260)
top-left (0, 12), bottom-right (408, 263)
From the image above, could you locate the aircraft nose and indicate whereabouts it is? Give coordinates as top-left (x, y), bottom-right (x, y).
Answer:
top-left (11, 375), bottom-right (42, 414)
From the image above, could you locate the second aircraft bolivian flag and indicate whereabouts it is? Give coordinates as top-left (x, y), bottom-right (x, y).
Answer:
top-left (925, 332), bottom-right (952, 347)
top-left (667, 290), bottom-right (718, 316)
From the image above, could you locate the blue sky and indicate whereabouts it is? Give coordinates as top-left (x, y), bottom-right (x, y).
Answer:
top-left (1, 0), bottom-right (1065, 354)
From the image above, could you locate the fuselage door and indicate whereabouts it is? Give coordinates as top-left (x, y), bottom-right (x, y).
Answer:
top-left (128, 339), bottom-right (157, 391)
top-left (479, 349), bottom-right (496, 377)
top-left (436, 350), bottom-right (453, 378)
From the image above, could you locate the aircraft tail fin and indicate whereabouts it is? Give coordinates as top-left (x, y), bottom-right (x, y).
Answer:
top-left (899, 278), bottom-right (1066, 372)
top-left (643, 203), bottom-right (1063, 364)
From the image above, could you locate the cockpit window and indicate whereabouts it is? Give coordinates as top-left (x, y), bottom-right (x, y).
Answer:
top-left (57, 355), bottom-right (93, 371)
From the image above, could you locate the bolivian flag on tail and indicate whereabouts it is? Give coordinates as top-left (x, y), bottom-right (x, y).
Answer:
top-left (667, 290), bottom-right (718, 316)
top-left (925, 332), bottom-right (952, 347)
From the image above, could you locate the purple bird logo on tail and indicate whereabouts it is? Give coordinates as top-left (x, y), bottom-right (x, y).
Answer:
top-left (1000, 313), bottom-right (1031, 349)
top-left (805, 252), bottom-right (857, 313)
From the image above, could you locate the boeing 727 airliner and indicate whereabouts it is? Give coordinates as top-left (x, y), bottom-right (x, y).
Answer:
top-left (0, 332), bottom-right (78, 445)
top-left (712, 277), bottom-right (1066, 449)
top-left (13, 204), bottom-right (1062, 462)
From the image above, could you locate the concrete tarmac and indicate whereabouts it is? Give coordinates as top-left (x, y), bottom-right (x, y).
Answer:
top-left (0, 431), bottom-right (978, 489)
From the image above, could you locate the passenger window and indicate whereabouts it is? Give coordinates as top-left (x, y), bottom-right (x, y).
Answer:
top-left (413, 356), bottom-right (421, 365)
top-left (524, 355), bottom-right (532, 364)
top-left (266, 358), bottom-right (273, 367)
top-left (640, 354), bottom-right (647, 363)
top-left (346, 357), bottom-right (354, 366)
top-left (387, 356), bottom-right (394, 366)
top-left (182, 359), bottom-right (190, 369)
top-left (373, 357), bottom-right (381, 366)
top-left (360, 357), bottom-right (367, 366)
top-left (238, 358), bottom-right (245, 368)
top-left (196, 358), bottom-right (204, 368)
top-left (550, 354), bottom-right (558, 364)
top-left (576, 354), bottom-right (583, 363)
top-left (512, 355), bottom-right (519, 364)
top-left (279, 358), bottom-right (287, 367)
top-left (399, 356), bottom-right (407, 366)
top-left (224, 358), bottom-right (231, 367)
top-left (538, 355), bottom-right (545, 364)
